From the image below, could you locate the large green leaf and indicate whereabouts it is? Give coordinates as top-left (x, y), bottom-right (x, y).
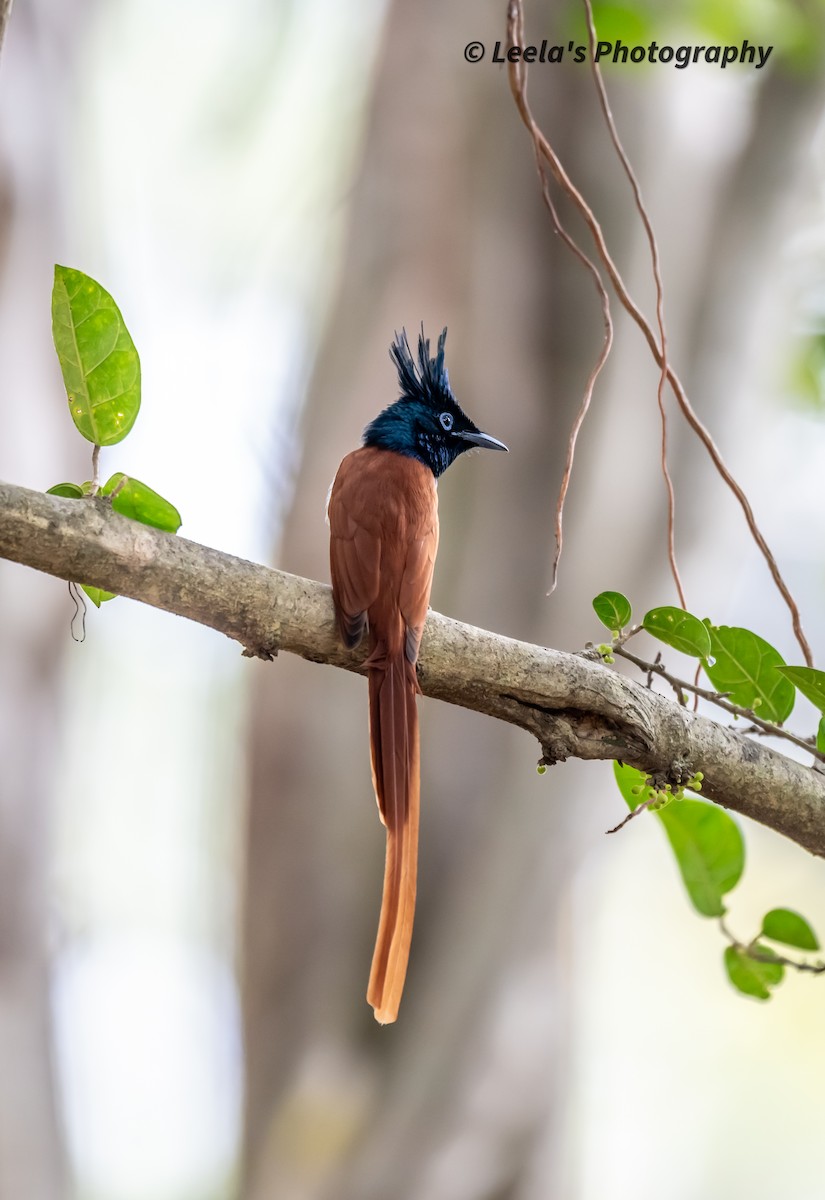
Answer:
top-left (760, 908), bottom-right (819, 952)
top-left (51, 265), bottom-right (141, 446)
top-left (643, 606), bottom-right (711, 658)
top-left (724, 944), bottom-right (784, 1001)
top-left (101, 474), bottom-right (181, 533)
top-left (613, 763), bottom-right (744, 918)
top-left (593, 590), bottom-right (632, 633)
top-left (775, 665), bottom-right (825, 714)
top-left (703, 625), bottom-right (795, 723)
top-left (659, 799), bottom-right (744, 918)
top-left (613, 761), bottom-right (650, 810)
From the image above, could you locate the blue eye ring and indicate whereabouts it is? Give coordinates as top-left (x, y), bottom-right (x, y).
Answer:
top-left (439, 411), bottom-right (454, 431)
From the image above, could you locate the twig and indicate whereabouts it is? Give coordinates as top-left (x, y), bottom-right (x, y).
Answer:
top-left (645, 652), bottom-right (659, 691)
top-left (106, 473), bottom-right (129, 502)
top-left (90, 444), bottom-right (101, 496)
top-left (741, 724), bottom-right (816, 746)
top-left (67, 581), bottom-right (87, 642)
top-left (614, 643), bottom-right (825, 762)
top-left (540, 165), bottom-right (613, 597)
top-left (580, 0), bottom-right (685, 611)
top-left (605, 797), bottom-right (654, 834)
top-left (613, 623), bottom-right (642, 649)
top-left (505, 0), bottom-right (813, 667)
top-left (720, 918), bottom-right (825, 976)
top-left (506, 7), bottom-right (613, 595)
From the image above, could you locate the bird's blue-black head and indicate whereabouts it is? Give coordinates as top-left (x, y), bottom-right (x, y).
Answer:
top-left (363, 327), bottom-right (508, 477)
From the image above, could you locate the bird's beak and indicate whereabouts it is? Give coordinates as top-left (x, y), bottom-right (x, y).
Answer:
top-left (455, 430), bottom-right (509, 452)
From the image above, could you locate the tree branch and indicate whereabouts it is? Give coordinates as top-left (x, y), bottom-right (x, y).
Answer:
top-left (3, 479), bottom-right (825, 857)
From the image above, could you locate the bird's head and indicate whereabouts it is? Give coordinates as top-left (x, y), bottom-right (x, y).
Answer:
top-left (363, 327), bottom-right (508, 477)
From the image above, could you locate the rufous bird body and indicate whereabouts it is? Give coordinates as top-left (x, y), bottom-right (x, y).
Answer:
top-left (328, 328), bottom-right (507, 1023)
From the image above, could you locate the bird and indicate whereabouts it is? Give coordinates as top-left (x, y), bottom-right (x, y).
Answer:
top-left (327, 326), bottom-right (507, 1023)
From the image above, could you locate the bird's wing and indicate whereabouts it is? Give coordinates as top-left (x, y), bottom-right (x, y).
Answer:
top-left (400, 519), bottom-right (439, 668)
top-left (328, 455), bottom-right (382, 648)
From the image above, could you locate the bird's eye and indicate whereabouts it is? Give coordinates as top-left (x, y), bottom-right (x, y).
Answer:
top-left (439, 411), bottom-right (454, 431)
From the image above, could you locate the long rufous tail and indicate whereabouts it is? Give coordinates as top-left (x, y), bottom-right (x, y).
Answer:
top-left (365, 651), bottom-right (420, 1024)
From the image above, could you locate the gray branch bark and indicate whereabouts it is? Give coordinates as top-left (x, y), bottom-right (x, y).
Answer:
top-left (3, 478), bottom-right (825, 858)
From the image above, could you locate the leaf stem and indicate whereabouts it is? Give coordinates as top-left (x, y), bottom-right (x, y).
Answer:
top-left (613, 644), bottom-right (825, 763)
top-left (605, 797), bottom-right (654, 835)
top-left (719, 918), bottom-right (825, 975)
top-left (107, 473), bottom-right (128, 503)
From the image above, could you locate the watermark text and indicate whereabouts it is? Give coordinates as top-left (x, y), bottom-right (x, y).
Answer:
top-left (463, 39), bottom-right (773, 70)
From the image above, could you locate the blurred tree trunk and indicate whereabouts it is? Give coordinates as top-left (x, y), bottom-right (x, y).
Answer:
top-left (241, 3), bottom-right (621, 1196)
top-left (0, 2), bottom-right (91, 1196)
top-left (240, 2), bottom-right (825, 1197)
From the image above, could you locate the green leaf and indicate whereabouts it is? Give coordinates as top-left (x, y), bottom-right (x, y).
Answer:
top-left (658, 799), bottom-right (744, 918)
top-left (775, 665), bottom-right (825, 714)
top-left (46, 482), bottom-right (84, 499)
top-left (761, 908), bottom-right (819, 951)
top-left (703, 625), bottom-right (795, 723)
top-left (613, 764), bottom-right (745, 917)
top-left (81, 584), bottom-right (117, 607)
top-left (593, 591), bottom-right (632, 632)
top-left (101, 474), bottom-right (182, 533)
top-left (788, 332), bottom-right (825, 413)
top-left (588, 2), bottom-right (652, 47)
top-left (51, 265), bottom-right (141, 446)
top-left (692, 0), bottom-right (825, 72)
top-left (724, 944), bottom-right (784, 1001)
top-left (817, 717), bottom-right (825, 756)
top-left (643, 606), bottom-right (712, 658)
top-left (613, 761), bottom-right (650, 811)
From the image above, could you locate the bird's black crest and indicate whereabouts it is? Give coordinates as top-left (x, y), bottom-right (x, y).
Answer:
top-left (363, 324), bottom-right (506, 475)
top-left (389, 326), bottom-right (453, 409)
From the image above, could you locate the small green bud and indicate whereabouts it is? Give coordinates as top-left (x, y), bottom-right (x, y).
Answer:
top-left (537, 764), bottom-right (547, 775)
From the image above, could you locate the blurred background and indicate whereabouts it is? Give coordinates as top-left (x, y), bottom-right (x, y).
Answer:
top-left (3, 1), bottom-right (825, 1198)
